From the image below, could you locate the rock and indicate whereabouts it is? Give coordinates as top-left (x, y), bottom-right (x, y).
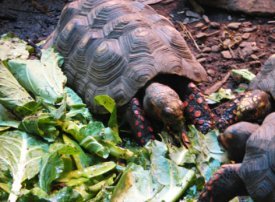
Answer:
top-left (186, 10), bottom-right (201, 18)
top-left (249, 60), bottom-right (261, 68)
top-left (202, 47), bottom-right (212, 53)
top-left (250, 54), bottom-right (259, 60)
top-left (268, 35), bottom-right (275, 42)
top-left (197, 57), bottom-right (206, 63)
top-left (195, 22), bottom-right (204, 28)
top-left (227, 22), bottom-right (241, 30)
top-left (196, 32), bottom-right (207, 39)
top-left (210, 22), bottom-right (220, 29)
top-left (202, 15), bottom-right (210, 24)
top-left (211, 45), bottom-right (221, 52)
top-left (221, 50), bottom-right (232, 59)
top-left (242, 33), bottom-right (251, 40)
top-left (196, 0), bottom-right (275, 15)
top-left (243, 26), bottom-right (257, 32)
top-left (238, 42), bottom-right (259, 60)
top-left (207, 69), bottom-right (215, 76)
top-left (242, 22), bottom-right (252, 27)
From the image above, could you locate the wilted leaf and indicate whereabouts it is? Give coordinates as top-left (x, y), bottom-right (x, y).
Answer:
top-left (0, 34), bottom-right (30, 60)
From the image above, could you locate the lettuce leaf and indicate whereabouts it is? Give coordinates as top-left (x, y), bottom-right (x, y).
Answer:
top-left (0, 104), bottom-right (20, 131)
top-left (7, 48), bottom-right (66, 104)
top-left (0, 131), bottom-right (48, 202)
top-left (0, 33), bottom-right (30, 61)
top-left (111, 140), bottom-right (195, 202)
top-left (39, 143), bottom-right (79, 193)
top-left (0, 62), bottom-right (38, 117)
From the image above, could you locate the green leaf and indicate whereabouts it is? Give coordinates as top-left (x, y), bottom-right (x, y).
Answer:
top-left (19, 112), bottom-right (60, 142)
top-left (7, 48), bottom-right (67, 104)
top-left (94, 95), bottom-right (119, 134)
top-left (0, 62), bottom-right (37, 117)
top-left (231, 69), bottom-right (256, 82)
top-left (0, 34), bottom-right (30, 60)
top-left (207, 88), bottom-right (236, 103)
top-left (187, 126), bottom-right (228, 184)
top-left (49, 187), bottom-right (83, 202)
top-left (112, 141), bottom-right (195, 202)
top-left (58, 161), bottom-right (116, 186)
top-left (0, 104), bottom-right (20, 131)
top-left (65, 87), bottom-right (92, 123)
top-left (63, 135), bottom-right (91, 170)
top-left (0, 131), bottom-right (48, 202)
top-left (39, 143), bottom-right (78, 193)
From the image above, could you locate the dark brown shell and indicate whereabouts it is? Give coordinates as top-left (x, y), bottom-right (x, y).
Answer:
top-left (238, 112), bottom-right (275, 202)
top-left (250, 54), bottom-right (275, 100)
top-left (44, 0), bottom-right (207, 113)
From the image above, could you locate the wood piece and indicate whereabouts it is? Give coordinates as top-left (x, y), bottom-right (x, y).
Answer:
top-left (204, 72), bottom-right (231, 95)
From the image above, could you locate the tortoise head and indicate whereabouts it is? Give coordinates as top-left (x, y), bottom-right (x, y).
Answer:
top-left (236, 90), bottom-right (272, 121)
top-left (218, 122), bottom-right (260, 162)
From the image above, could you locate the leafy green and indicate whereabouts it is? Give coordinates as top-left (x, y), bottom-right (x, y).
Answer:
top-left (0, 104), bottom-right (20, 131)
top-left (18, 187), bottom-right (83, 202)
top-left (0, 62), bottom-right (38, 117)
top-left (111, 140), bottom-right (195, 202)
top-left (63, 135), bottom-right (91, 170)
top-left (7, 48), bottom-right (66, 104)
top-left (0, 33), bottom-right (30, 60)
top-left (19, 112), bottom-right (60, 142)
top-left (94, 95), bottom-right (119, 134)
top-left (0, 131), bottom-right (48, 202)
top-left (39, 143), bottom-right (79, 193)
top-left (187, 126), bottom-right (228, 181)
top-left (231, 69), bottom-right (256, 82)
top-left (207, 88), bottom-right (236, 103)
top-left (58, 161), bottom-right (116, 187)
top-left (65, 87), bottom-right (92, 123)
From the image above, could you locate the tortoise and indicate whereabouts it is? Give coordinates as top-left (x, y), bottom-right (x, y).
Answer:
top-left (44, 0), bottom-right (218, 144)
top-left (198, 112), bottom-right (275, 202)
top-left (44, 0), bottom-right (272, 145)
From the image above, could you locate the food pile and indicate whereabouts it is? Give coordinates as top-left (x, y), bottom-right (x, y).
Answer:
top-left (0, 34), bottom-right (231, 202)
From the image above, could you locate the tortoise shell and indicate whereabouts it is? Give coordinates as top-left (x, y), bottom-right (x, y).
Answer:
top-left (44, 0), bottom-right (207, 113)
top-left (250, 54), bottom-right (275, 100)
top-left (238, 112), bottom-right (275, 201)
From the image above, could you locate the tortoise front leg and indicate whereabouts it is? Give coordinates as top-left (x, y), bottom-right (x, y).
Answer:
top-left (182, 82), bottom-right (215, 134)
top-left (216, 90), bottom-right (272, 130)
top-left (125, 98), bottom-right (156, 145)
top-left (198, 164), bottom-right (248, 202)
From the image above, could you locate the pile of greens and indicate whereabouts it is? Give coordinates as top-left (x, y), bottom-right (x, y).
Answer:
top-left (0, 34), bottom-right (228, 202)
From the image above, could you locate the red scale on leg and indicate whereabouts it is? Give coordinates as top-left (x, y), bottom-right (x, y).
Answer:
top-left (183, 83), bottom-right (215, 134)
top-left (126, 98), bottom-right (156, 145)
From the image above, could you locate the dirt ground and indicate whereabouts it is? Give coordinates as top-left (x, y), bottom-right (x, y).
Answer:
top-left (0, 0), bottom-right (274, 96)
